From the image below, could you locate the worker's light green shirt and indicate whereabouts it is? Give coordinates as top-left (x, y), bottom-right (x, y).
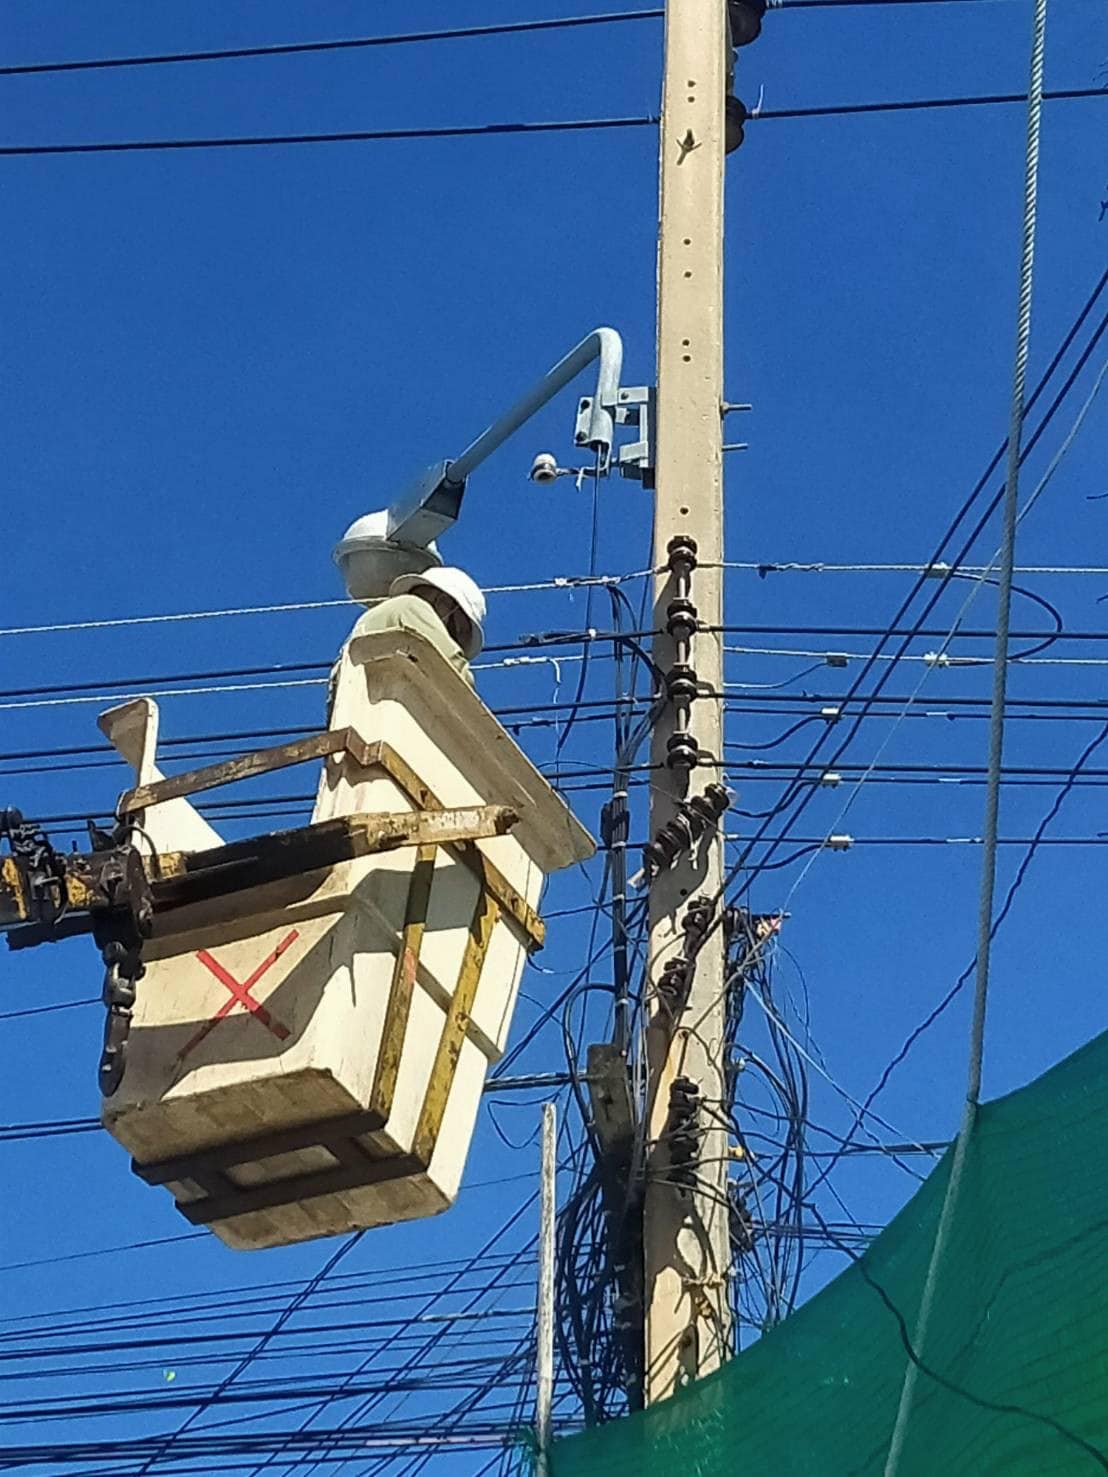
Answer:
top-left (348, 593), bottom-right (475, 688)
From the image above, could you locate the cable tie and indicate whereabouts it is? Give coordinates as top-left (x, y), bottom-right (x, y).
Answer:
top-left (923, 651), bottom-right (953, 667)
top-left (486, 654), bottom-right (569, 677)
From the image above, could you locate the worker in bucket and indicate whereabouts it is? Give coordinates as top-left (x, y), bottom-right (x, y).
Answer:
top-left (343, 566), bottom-right (486, 691)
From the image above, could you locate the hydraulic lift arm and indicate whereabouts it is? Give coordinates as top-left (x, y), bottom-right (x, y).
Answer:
top-left (0, 727), bottom-right (525, 1095)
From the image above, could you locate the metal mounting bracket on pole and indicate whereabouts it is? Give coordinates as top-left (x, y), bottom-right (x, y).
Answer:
top-left (608, 385), bottom-right (657, 487)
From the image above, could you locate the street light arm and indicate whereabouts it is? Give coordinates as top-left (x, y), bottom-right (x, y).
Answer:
top-left (386, 327), bottom-right (624, 546)
top-left (448, 325), bottom-right (623, 483)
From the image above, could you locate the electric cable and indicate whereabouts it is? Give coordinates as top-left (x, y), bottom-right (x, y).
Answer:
top-left (0, 117), bottom-right (656, 157)
top-left (128, 1233), bottom-right (367, 1476)
top-left (754, 85), bottom-right (1105, 120)
top-left (0, 11), bottom-right (666, 77)
top-left (728, 560), bottom-right (1108, 578)
top-left (713, 281), bottom-right (1108, 914)
top-left (250, 1185), bottom-right (553, 1477)
top-left (805, 1204), bottom-right (1108, 1474)
top-left (1, 89), bottom-right (1102, 160)
top-left (0, 569), bottom-right (653, 643)
top-left (554, 448), bottom-right (604, 759)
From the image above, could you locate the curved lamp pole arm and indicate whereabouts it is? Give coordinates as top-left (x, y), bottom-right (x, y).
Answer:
top-left (387, 327), bottom-right (624, 546)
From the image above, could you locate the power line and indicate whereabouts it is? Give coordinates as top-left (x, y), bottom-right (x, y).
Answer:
top-left (0, 997), bottom-right (97, 1022)
top-left (15, 696), bottom-right (1108, 788)
top-left (0, 1118), bottom-right (101, 1142)
top-left (259, 1198), bottom-right (547, 1477)
top-left (736, 832), bottom-right (1103, 851)
top-left (774, 0), bottom-right (1041, 6)
top-left (731, 754), bottom-right (1108, 776)
top-left (672, 271), bottom-right (1108, 1075)
top-left (807, 719), bottom-right (1108, 1206)
top-left (3, 628), bottom-right (1107, 709)
top-left (0, 1232), bottom-right (204, 1275)
top-left (0, 1251), bottom-right (536, 1332)
top-left (728, 642), bottom-right (1108, 669)
top-left (6, 636), bottom-right (1106, 716)
top-left (0, 57), bottom-right (1101, 1457)
top-left (6, 618), bottom-right (1108, 712)
top-left (725, 343), bottom-right (1108, 906)
top-left (4, 556), bottom-right (1101, 647)
top-left (727, 691), bottom-right (1108, 712)
top-left (0, 11), bottom-right (665, 77)
top-left (0, 0), bottom-right (1028, 83)
top-left (885, 0), bottom-right (1047, 1444)
top-left (0, 1423), bottom-right (526, 1466)
top-left (0, 570), bottom-right (652, 641)
top-left (0, 1308), bottom-right (532, 1370)
top-left (722, 623), bottom-right (1108, 641)
top-left (1, 88), bottom-right (1102, 160)
top-left (0, 1368), bottom-right (563, 1424)
top-left (755, 85), bottom-right (1105, 120)
top-left (0, 116), bottom-right (656, 158)
top-left (727, 560), bottom-right (1108, 577)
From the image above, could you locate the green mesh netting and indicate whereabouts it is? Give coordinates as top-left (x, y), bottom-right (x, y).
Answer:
top-left (551, 1030), bottom-right (1108, 1476)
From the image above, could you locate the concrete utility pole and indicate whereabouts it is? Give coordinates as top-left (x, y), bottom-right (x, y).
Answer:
top-left (535, 1102), bottom-right (557, 1476)
top-left (643, 0), bottom-right (731, 1403)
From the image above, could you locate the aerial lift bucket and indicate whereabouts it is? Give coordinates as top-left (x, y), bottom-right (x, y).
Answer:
top-left (92, 627), bottom-right (593, 1250)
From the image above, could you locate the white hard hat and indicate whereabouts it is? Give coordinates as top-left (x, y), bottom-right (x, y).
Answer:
top-left (390, 566), bottom-right (486, 660)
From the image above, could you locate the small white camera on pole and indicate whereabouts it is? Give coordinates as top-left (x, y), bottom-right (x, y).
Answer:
top-left (529, 452), bottom-right (560, 485)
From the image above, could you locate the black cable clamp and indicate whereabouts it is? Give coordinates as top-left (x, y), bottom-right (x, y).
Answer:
top-left (730, 1182), bottom-right (755, 1252)
top-left (656, 895), bottom-right (716, 1015)
top-left (91, 840), bottom-right (154, 1099)
top-left (641, 783), bottom-right (732, 881)
top-left (599, 797), bottom-right (630, 852)
top-left (682, 895), bottom-right (714, 946)
top-left (666, 1075), bottom-right (702, 1195)
top-left (0, 807), bottom-right (68, 926)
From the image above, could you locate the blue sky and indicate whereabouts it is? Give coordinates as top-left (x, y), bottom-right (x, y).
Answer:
top-left (1, 0), bottom-right (1106, 1471)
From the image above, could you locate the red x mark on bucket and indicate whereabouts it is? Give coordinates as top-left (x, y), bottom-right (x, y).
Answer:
top-left (179, 929), bottom-right (298, 1061)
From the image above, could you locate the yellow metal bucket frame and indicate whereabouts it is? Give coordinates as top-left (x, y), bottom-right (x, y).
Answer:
top-left (124, 728), bottom-right (544, 1229)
